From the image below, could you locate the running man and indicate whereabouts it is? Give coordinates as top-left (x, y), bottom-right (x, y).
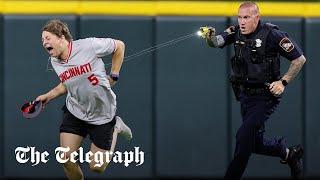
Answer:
top-left (36, 19), bottom-right (132, 180)
top-left (200, 1), bottom-right (305, 179)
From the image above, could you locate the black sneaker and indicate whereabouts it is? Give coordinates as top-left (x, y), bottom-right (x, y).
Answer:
top-left (280, 145), bottom-right (303, 178)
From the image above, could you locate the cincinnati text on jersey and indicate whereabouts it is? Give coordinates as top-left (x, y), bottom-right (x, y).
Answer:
top-left (59, 63), bottom-right (92, 83)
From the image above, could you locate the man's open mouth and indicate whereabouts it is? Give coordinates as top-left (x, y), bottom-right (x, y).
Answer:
top-left (46, 47), bottom-right (53, 51)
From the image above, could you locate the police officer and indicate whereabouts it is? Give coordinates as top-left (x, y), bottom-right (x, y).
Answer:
top-left (200, 1), bottom-right (306, 179)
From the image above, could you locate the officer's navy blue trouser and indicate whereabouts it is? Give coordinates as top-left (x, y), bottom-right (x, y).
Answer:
top-left (224, 92), bottom-right (287, 179)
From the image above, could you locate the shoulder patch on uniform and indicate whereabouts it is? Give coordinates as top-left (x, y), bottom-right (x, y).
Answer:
top-left (279, 37), bottom-right (294, 52)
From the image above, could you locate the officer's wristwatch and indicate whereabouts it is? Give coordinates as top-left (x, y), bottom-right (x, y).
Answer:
top-left (281, 79), bottom-right (288, 86)
top-left (110, 73), bottom-right (119, 81)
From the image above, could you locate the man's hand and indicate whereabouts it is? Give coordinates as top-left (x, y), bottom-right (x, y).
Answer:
top-left (107, 76), bottom-right (117, 87)
top-left (35, 94), bottom-right (50, 109)
top-left (224, 26), bottom-right (236, 35)
top-left (199, 26), bottom-right (215, 39)
top-left (269, 80), bottom-right (285, 97)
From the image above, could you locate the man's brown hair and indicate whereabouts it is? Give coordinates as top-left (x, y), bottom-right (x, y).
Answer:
top-left (42, 19), bottom-right (72, 41)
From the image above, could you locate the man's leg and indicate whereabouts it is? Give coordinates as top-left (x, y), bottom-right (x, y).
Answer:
top-left (88, 116), bottom-right (132, 173)
top-left (89, 129), bottom-right (118, 173)
top-left (224, 119), bottom-right (256, 179)
top-left (254, 126), bottom-right (287, 158)
top-left (60, 132), bottom-right (84, 180)
top-left (252, 97), bottom-right (303, 178)
top-left (225, 98), bottom-right (259, 179)
top-left (225, 95), bottom-right (274, 179)
top-left (251, 96), bottom-right (287, 158)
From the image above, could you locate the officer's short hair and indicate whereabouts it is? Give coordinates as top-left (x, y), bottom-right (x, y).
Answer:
top-left (239, 1), bottom-right (260, 15)
top-left (42, 19), bottom-right (72, 42)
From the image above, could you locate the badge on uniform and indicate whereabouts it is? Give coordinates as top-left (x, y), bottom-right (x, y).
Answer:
top-left (21, 100), bottom-right (43, 119)
top-left (279, 37), bottom-right (294, 52)
top-left (255, 39), bottom-right (262, 47)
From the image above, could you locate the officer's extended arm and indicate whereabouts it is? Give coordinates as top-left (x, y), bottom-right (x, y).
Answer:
top-left (206, 35), bottom-right (225, 48)
top-left (200, 26), bottom-right (234, 48)
top-left (281, 55), bottom-right (306, 83)
top-left (199, 26), bottom-right (225, 47)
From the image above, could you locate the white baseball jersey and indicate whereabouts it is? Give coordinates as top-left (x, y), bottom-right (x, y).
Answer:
top-left (51, 38), bottom-right (117, 125)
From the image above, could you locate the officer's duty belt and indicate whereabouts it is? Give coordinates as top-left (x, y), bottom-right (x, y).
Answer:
top-left (241, 86), bottom-right (270, 96)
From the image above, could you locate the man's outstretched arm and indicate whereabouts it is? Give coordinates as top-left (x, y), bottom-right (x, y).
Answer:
top-left (206, 34), bottom-right (226, 48)
top-left (201, 26), bottom-right (235, 48)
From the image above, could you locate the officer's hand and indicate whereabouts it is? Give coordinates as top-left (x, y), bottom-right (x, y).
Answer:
top-left (107, 76), bottom-right (117, 87)
top-left (199, 26), bottom-right (215, 39)
top-left (269, 81), bottom-right (285, 97)
top-left (224, 26), bottom-right (236, 35)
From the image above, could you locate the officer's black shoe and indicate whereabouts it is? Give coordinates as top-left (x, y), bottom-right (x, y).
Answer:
top-left (280, 145), bottom-right (304, 178)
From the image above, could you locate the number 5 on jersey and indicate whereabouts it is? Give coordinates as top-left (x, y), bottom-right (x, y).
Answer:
top-left (88, 74), bottom-right (99, 86)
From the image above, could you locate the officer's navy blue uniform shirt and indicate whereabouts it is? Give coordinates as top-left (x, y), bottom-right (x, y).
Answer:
top-left (219, 21), bottom-right (303, 61)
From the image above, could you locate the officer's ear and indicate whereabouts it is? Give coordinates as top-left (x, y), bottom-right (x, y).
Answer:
top-left (255, 14), bottom-right (260, 22)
